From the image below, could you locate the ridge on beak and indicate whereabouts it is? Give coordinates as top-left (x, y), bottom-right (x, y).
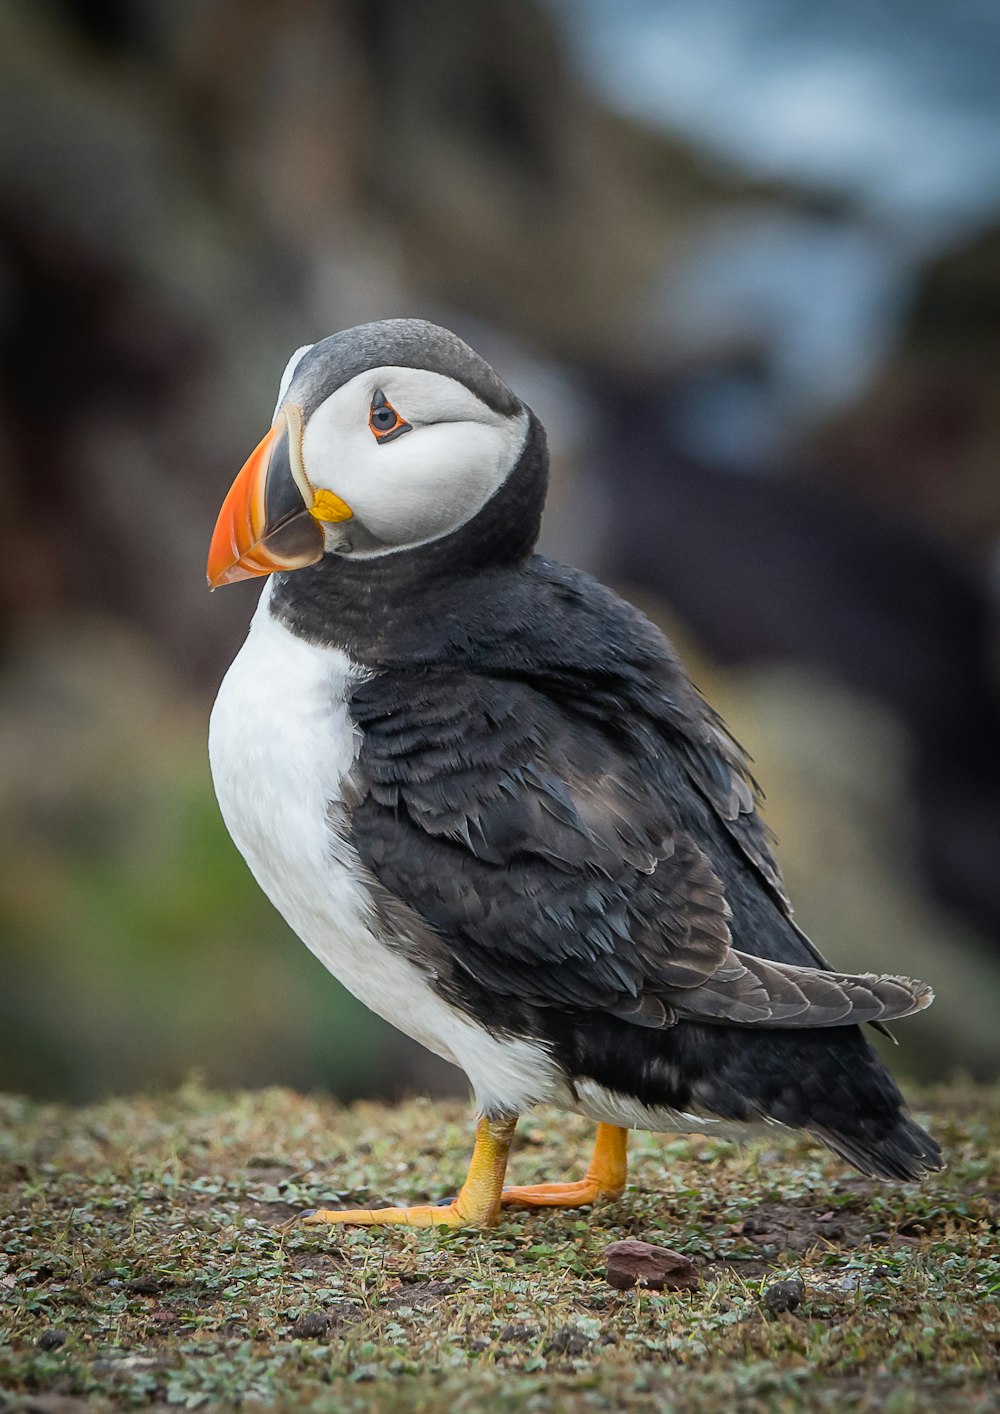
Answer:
top-left (206, 405), bottom-right (352, 588)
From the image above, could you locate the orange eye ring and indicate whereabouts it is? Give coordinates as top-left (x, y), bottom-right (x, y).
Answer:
top-left (369, 390), bottom-right (412, 444)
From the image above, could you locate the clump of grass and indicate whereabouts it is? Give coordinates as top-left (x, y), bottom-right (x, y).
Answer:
top-left (1, 1081), bottom-right (997, 1411)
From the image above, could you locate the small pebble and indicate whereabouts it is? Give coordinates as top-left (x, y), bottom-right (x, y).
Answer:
top-left (545, 1324), bottom-right (590, 1356)
top-left (497, 1323), bottom-right (537, 1344)
top-left (292, 1312), bottom-right (331, 1339)
top-left (763, 1277), bottom-right (805, 1314)
top-left (604, 1239), bottom-right (700, 1291)
top-left (37, 1328), bottom-right (70, 1351)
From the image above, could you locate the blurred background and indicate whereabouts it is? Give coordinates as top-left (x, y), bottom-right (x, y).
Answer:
top-left (3, 0), bottom-right (1000, 1105)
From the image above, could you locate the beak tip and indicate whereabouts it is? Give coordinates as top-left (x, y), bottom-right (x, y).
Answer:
top-left (206, 559), bottom-right (232, 590)
top-left (206, 556), bottom-right (271, 589)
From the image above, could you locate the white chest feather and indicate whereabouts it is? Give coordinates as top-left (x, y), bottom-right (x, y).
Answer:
top-left (208, 588), bottom-right (363, 967)
top-left (207, 583), bottom-right (558, 1115)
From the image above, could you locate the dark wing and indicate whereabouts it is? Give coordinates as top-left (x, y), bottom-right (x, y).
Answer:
top-left (350, 669), bottom-right (931, 1029)
top-left (512, 558), bottom-right (840, 973)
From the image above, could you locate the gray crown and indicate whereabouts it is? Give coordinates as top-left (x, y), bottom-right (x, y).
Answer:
top-left (288, 319), bottom-right (521, 420)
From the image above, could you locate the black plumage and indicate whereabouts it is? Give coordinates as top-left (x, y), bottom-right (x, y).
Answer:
top-left (270, 404), bottom-right (941, 1181)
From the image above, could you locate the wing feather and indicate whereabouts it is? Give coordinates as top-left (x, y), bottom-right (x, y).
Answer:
top-left (350, 668), bottom-right (932, 1030)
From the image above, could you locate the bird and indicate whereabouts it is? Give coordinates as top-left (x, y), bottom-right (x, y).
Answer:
top-left (206, 318), bottom-right (941, 1229)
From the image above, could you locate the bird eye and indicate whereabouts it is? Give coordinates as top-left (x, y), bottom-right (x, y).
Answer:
top-left (369, 390), bottom-right (412, 444)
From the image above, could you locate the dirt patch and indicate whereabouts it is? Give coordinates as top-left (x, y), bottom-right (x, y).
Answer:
top-left (289, 1251), bottom-right (349, 1273)
top-left (238, 1199), bottom-right (301, 1222)
top-left (242, 1164), bottom-right (299, 1185)
top-left (727, 1202), bottom-right (873, 1253)
top-left (387, 1278), bottom-right (458, 1310)
top-left (290, 1305), bottom-right (363, 1338)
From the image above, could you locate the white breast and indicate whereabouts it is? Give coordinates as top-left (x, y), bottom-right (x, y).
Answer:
top-left (208, 581), bottom-right (559, 1116)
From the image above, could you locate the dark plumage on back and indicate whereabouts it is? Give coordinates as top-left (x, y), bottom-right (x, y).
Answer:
top-left (350, 638), bottom-right (928, 1031)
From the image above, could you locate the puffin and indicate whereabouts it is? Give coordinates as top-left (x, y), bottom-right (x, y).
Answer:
top-left (206, 318), bottom-right (941, 1230)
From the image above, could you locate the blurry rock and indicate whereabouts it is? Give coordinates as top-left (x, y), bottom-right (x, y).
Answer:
top-left (498, 1323), bottom-right (537, 1343)
top-left (763, 1277), bottom-right (804, 1314)
top-left (36, 1327), bottom-right (69, 1350)
top-left (292, 1311), bottom-right (331, 1339)
top-left (604, 1239), bottom-right (699, 1291)
top-left (819, 224), bottom-right (1000, 555)
top-left (545, 1324), bottom-right (590, 1356)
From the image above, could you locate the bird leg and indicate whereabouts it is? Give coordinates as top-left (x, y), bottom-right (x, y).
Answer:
top-left (501, 1122), bottom-right (628, 1208)
top-left (298, 1113), bottom-right (516, 1229)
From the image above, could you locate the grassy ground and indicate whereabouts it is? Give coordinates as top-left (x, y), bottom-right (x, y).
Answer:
top-left (1, 1083), bottom-right (997, 1413)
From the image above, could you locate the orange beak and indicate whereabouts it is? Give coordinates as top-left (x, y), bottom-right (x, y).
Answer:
top-left (206, 406), bottom-right (352, 589)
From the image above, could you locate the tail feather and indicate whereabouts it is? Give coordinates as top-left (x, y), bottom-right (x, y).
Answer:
top-left (676, 1026), bottom-right (944, 1181)
top-left (813, 1112), bottom-right (943, 1180)
top-left (538, 1005), bottom-right (943, 1182)
top-left (671, 951), bottom-right (935, 1029)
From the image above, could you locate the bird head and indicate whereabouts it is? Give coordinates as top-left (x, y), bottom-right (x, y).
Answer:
top-left (206, 320), bottom-right (538, 588)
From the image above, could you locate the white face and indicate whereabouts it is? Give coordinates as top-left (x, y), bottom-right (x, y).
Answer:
top-left (290, 365), bottom-right (530, 555)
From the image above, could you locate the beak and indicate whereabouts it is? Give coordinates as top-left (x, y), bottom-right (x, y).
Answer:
top-left (206, 405), bottom-right (353, 588)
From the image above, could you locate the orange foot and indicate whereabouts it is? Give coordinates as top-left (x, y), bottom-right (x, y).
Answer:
top-left (501, 1123), bottom-right (628, 1209)
top-left (301, 1201), bottom-right (467, 1228)
top-left (293, 1115), bottom-right (516, 1230)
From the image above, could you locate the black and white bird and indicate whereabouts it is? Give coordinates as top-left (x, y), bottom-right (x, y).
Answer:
top-left (207, 319), bottom-right (941, 1229)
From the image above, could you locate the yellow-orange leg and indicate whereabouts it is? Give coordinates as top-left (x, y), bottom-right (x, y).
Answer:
top-left (501, 1122), bottom-right (628, 1209)
top-left (298, 1114), bottom-right (516, 1229)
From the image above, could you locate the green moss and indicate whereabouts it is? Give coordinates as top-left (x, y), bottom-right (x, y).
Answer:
top-left (1, 1084), bottom-right (998, 1411)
